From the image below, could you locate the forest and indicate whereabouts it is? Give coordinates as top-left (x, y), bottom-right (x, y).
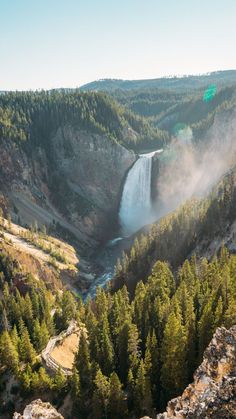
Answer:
top-left (0, 167), bottom-right (236, 417)
top-left (111, 85), bottom-right (236, 139)
top-left (1, 82), bottom-right (236, 418)
top-left (0, 90), bottom-right (168, 152)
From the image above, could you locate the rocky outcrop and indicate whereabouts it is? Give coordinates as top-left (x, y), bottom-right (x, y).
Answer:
top-left (13, 399), bottom-right (63, 419)
top-left (156, 326), bottom-right (236, 418)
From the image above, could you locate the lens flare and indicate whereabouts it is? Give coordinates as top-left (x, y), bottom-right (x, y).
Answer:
top-left (203, 84), bottom-right (217, 102)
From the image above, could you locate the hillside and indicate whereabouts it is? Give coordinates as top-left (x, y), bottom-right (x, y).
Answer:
top-left (112, 85), bottom-right (236, 139)
top-left (15, 325), bottom-right (236, 418)
top-left (147, 326), bottom-right (236, 419)
top-left (113, 164), bottom-right (236, 294)
top-left (1, 147), bottom-right (236, 417)
top-left (0, 84), bottom-right (236, 419)
top-left (80, 70), bottom-right (236, 92)
top-left (80, 73), bottom-right (236, 151)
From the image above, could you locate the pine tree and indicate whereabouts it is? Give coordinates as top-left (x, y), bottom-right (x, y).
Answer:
top-left (1, 307), bottom-right (10, 331)
top-left (24, 293), bottom-right (33, 331)
top-left (214, 296), bottom-right (223, 328)
top-left (161, 311), bottom-right (187, 402)
top-left (0, 330), bottom-right (19, 372)
top-left (11, 325), bottom-right (19, 350)
top-left (31, 289), bottom-right (40, 319)
top-left (185, 297), bottom-right (197, 380)
top-left (92, 368), bottom-right (110, 419)
top-left (108, 372), bottom-right (125, 419)
top-left (134, 359), bottom-right (152, 416)
top-left (33, 319), bottom-right (41, 351)
top-left (74, 330), bottom-right (91, 391)
top-left (198, 300), bottom-right (214, 359)
top-left (117, 321), bottom-right (130, 383)
top-left (40, 320), bottom-right (50, 349)
top-left (85, 304), bottom-right (99, 361)
top-left (19, 324), bottom-right (36, 363)
top-left (37, 367), bottom-right (52, 390)
top-left (97, 314), bottom-right (114, 375)
top-left (53, 367), bottom-right (67, 393)
top-left (95, 287), bottom-right (109, 320)
top-left (61, 291), bottom-right (77, 329)
top-left (20, 364), bottom-right (32, 392)
top-left (127, 368), bottom-right (135, 411)
top-left (145, 330), bottom-right (160, 405)
top-left (71, 367), bottom-right (82, 417)
top-left (128, 323), bottom-right (141, 378)
top-left (224, 295), bottom-right (236, 327)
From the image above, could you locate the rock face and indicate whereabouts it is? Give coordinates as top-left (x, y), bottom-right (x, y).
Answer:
top-left (0, 127), bottom-right (136, 249)
top-left (51, 126), bottom-right (136, 242)
top-left (157, 326), bottom-right (236, 418)
top-left (13, 399), bottom-right (64, 419)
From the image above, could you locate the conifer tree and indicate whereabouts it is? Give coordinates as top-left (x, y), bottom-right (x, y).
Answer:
top-left (92, 368), bottom-right (110, 419)
top-left (127, 368), bottom-right (135, 411)
top-left (61, 291), bottom-right (77, 329)
top-left (71, 367), bottom-right (82, 417)
top-left (161, 311), bottom-right (187, 402)
top-left (32, 319), bottom-right (41, 351)
top-left (11, 324), bottom-right (19, 350)
top-left (128, 323), bottom-right (141, 378)
top-left (117, 321), bottom-right (130, 383)
top-left (20, 364), bottom-right (32, 392)
top-left (108, 372), bottom-right (125, 419)
top-left (0, 330), bottom-right (19, 372)
top-left (19, 324), bottom-right (36, 363)
top-left (97, 314), bottom-right (114, 375)
top-left (198, 300), bottom-right (214, 359)
top-left (53, 367), bottom-right (67, 393)
top-left (74, 330), bottom-right (91, 391)
top-left (145, 330), bottom-right (160, 404)
top-left (134, 359), bottom-right (152, 416)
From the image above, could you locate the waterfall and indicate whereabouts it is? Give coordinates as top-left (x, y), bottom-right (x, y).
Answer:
top-left (119, 151), bottom-right (157, 235)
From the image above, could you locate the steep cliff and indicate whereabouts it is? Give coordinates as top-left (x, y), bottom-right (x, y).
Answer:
top-left (156, 326), bottom-right (236, 418)
top-left (0, 126), bottom-right (135, 251)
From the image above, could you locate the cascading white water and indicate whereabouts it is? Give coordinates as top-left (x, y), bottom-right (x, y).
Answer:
top-left (119, 151), bottom-right (157, 235)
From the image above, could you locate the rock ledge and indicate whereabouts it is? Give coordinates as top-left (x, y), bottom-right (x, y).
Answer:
top-left (157, 325), bottom-right (236, 418)
top-left (13, 399), bottom-right (63, 419)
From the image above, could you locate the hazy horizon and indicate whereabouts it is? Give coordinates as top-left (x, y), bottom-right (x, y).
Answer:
top-left (1, 68), bottom-right (236, 92)
top-left (1, 0), bottom-right (236, 90)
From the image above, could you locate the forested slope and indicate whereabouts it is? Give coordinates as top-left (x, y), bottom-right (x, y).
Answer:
top-left (0, 90), bottom-right (170, 256)
top-left (1, 222), bottom-right (236, 418)
top-left (0, 90), bottom-right (168, 151)
top-left (80, 72), bottom-right (236, 151)
top-left (1, 162), bottom-right (236, 418)
top-left (80, 70), bottom-right (236, 92)
top-left (113, 167), bottom-right (236, 294)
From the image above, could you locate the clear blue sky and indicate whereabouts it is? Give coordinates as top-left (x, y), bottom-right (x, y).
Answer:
top-left (1, 0), bottom-right (236, 90)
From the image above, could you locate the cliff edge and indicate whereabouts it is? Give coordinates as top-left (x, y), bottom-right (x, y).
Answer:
top-left (157, 325), bottom-right (236, 418)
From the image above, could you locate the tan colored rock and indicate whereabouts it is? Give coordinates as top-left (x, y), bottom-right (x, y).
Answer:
top-left (156, 325), bottom-right (236, 418)
top-left (13, 399), bottom-right (64, 419)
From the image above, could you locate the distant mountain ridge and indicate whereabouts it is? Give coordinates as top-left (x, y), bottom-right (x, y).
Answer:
top-left (80, 70), bottom-right (236, 92)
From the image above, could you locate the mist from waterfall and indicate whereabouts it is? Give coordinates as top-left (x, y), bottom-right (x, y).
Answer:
top-left (119, 151), bottom-right (157, 235)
